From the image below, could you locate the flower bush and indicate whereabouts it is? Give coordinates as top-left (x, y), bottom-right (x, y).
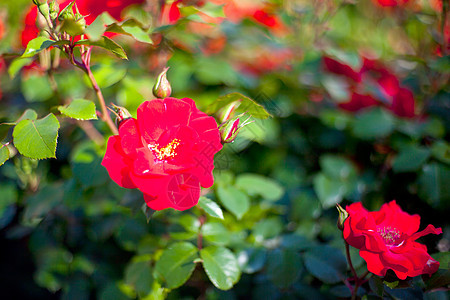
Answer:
top-left (0, 0), bottom-right (448, 299)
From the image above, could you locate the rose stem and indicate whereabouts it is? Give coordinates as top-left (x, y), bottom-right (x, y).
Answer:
top-left (345, 241), bottom-right (360, 300)
top-left (80, 46), bottom-right (119, 135)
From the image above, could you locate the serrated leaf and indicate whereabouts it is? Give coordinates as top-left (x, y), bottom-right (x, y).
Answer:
top-left (58, 99), bottom-right (98, 120)
top-left (0, 144), bottom-right (9, 166)
top-left (21, 37), bottom-right (54, 58)
top-left (200, 246), bottom-right (240, 290)
top-left (17, 109), bottom-right (38, 122)
top-left (76, 36), bottom-right (128, 59)
top-left (8, 58), bottom-right (33, 79)
top-left (13, 113), bottom-right (60, 159)
top-left (155, 242), bottom-right (198, 289)
top-left (216, 186), bottom-right (249, 220)
top-left (207, 92), bottom-right (271, 119)
top-left (352, 108), bottom-right (395, 139)
top-left (235, 174), bottom-right (284, 201)
top-left (84, 12), bottom-right (116, 41)
top-left (198, 197), bottom-right (224, 219)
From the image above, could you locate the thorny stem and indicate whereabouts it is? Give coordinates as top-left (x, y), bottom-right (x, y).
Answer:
top-left (80, 47), bottom-right (119, 135)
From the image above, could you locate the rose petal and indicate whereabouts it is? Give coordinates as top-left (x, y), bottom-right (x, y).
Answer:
top-left (101, 136), bottom-right (137, 189)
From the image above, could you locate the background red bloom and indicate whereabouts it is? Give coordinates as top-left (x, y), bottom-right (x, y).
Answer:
top-left (21, 0), bottom-right (145, 47)
top-left (344, 201), bottom-right (442, 280)
top-left (102, 97), bottom-right (222, 211)
top-left (323, 56), bottom-right (416, 118)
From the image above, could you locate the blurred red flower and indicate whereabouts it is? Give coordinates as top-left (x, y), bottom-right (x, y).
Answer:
top-left (323, 56), bottom-right (416, 118)
top-left (102, 97), bottom-right (222, 211)
top-left (21, 0), bottom-right (145, 47)
top-left (372, 0), bottom-right (413, 7)
top-left (344, 201), bottom-right (442, 280)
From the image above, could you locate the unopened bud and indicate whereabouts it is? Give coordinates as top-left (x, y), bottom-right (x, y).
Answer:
top-left (220, 118), bottom-right (240, 143)
top-left (36, 2), bottom-right (50, 19)
top-left (58, 0), bottom-right (75, 22)
top-left (152, 67), bottom-right (172, 98)
top-left (49, 0), bottom-right (60, 21)
top-left (336, 204), bottom-right (349, 231)
top-left (218, 114), bottom-right (253, 144)
top-left (110, 104), bottom-right (132, 127)
top-left (218, 100), bottom-right (240, 124)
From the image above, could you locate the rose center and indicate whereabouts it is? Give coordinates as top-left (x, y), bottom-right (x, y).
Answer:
top-left (377, 226), bottom-right (402, 246)
top-left (148, 138), bottom-right (181, 160)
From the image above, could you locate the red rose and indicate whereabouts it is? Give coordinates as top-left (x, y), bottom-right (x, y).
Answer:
top-left (343, 201), bottom-right (442, 280)
top-left (102, 98), bottom-right (222, 211)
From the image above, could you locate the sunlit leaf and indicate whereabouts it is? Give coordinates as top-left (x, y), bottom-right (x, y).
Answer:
top-left (13, 113), bottom-right (60, 159)
top-left (198, 197), bottom-right (224, 219)
top-left (200, 246), bottom-right (240, 290)
top-left (58, 99), bottom-right (98, 120)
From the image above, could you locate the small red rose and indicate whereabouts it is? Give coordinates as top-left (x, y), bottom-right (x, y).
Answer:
top-left (102, 97), bottom-right (223, 211)
top-left (343, 200), bottom-right (442, 280)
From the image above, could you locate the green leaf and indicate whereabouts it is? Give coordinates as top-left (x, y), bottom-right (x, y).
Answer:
top-left (58, 99), bottom-right (98, 120)
top-left (235, 174), bottom-right (284, 201)
top-left (216, 186), bottom-right (250, 220)
top-left (17, 109), bottom-right (38, 122)
top-left (352, 108), bottom-right (395, 139)
top-left (319, 155), bottom-right (357, 181)
top-left (124, 258), bottom-right (153, 297)
top-left (23, 184), bottom-right (63, 224)
top-left (76, 37), bottom-right (128, 59)
top-left (8, 58), bottom-right (33, 79)
top-left (432, 252), bottom-right (450, 270)
top-left (106, 20), bottom-right (153, 44)
top-left (201, 222), bottom-right (230, 246)
top-left (392, 145), bottom-right (431, 173)
top-left (266, 249), bottom-right (302, 289)
top-left (84, 12), bottom-right (116, 41)
top-left (21, 37), bottom-right (53, 58)
top-left (303, 246), bottom-right (347, 284)
top-left (431, 141), bottom-right (450, 165)
top-left (252, 217), bottom-right (283, 242)
top-left (0, 144), bottom-right (10, 166)
top-left (198, 197), bottom-right (224, 219)
top-left (200, 246), bottom-right (240, 290)
top-left (13, 113), bottom-right (60, 159)
top-left (425, 269), bottom-right (450, 291)
top-left (207, 92), bottom-right (271, 119)
top-left (155, 242), bottom-right (198, 289)
top-left (237, 248), bottom-right (266, 274)
top-left (21, 74), bottom-right (53, 102)
top-left (418, 163), bottom-right (450, 209)
top-left (313, 173), bottom-right (346, 208)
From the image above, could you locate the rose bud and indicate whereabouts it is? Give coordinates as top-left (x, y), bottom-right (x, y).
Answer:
top-left (217, 100), bottom-right (240, 124)
top-left (110, 104), bottom-right (132, 127)
top-left (153, 67), bottom-right (172, 98)
top-left (33, 0), bottom-right (50, 19)
top-left (336, 203), bottom-right (349, 231)
top-left (49, 0), bottom-right (59, 21)
top-left (218, 114), bottom-right (254, 144)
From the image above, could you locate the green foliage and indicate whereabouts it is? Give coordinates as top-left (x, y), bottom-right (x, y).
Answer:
top-left (12, 113), bottom-right (60, 159)
top-left (58, 99), bottom-right (98, 120)
top-left (76, 37), bottom-right (128, 59)
top-left (216, 186), bottom-right (249, 220)
top-left (207, 93), bottom-right (271, 119)
top-left (200, 246), bottom-right (240, 290)
top-left (198, 197), bottom-right (224, 219)
top-left (155, 242), bottom-right (198, 289)
top-left (0, 144), bottom-right (9, 166)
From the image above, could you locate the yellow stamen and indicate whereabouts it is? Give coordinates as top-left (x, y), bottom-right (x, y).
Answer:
top-left (149, 138), bottom-right (180, 160)
top-left (377, 226), bottom-right (401, 245)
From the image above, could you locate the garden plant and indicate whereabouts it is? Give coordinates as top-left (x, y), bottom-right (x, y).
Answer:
top-left (0, 0), bottom-right (449, 299)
